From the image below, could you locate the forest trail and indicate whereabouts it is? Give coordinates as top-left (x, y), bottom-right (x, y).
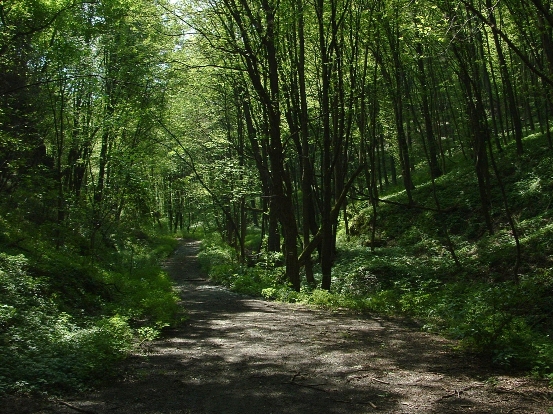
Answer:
top-left (33, 240), bottom-right (550, 413)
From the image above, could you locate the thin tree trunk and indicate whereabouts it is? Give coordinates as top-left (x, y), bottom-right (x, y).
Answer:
top-left (487, 0), bottom-right (524, 155)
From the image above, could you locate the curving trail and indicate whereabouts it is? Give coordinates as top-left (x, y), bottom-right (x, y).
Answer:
top-left (25, 239), bottom-right (550, 413)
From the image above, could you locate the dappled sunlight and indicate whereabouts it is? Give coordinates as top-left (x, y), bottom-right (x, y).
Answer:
top-left (32, 240), bottom-right (550, 414)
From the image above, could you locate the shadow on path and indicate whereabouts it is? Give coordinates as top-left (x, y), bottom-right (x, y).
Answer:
top-left (18, 239), bottom-right (550, 414)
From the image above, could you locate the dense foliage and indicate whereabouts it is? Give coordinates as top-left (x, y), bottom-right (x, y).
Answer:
top-left (0, 0), bottom-right (183, 394)
top-left (2, 0), bottom-right (553, 394)
top-left (0, 222), bottom-right (180, 393)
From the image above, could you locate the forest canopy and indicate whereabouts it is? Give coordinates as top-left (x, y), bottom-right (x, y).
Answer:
top-left (1, 0), bottom-right (553, 394)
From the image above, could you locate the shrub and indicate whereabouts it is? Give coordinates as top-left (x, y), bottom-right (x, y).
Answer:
top-left (0, 229), bottom-right (181, 395)
top-left (0, 254), bottom-right (136, 393)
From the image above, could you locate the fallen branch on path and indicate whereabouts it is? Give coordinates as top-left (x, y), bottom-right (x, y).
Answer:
top-left (52, 399), bottom-right (97, 414)
top-left (285, 382), bottom-right (329, 391)
top-left (283, 372), bottom-right (329, 392)
top-left (334, 399), bottom-right (378, 408)
top-left (371, 377), bottom-right (391, 385)
top-left (347, 374), bottom-right (391, 385)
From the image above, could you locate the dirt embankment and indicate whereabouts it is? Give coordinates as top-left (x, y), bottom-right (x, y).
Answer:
top-left (4, 239), bottom-right (551, 413)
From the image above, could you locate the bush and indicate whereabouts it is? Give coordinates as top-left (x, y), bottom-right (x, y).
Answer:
top-left (197, 237), bottom-right (236, 275)
top-left (0, 228), bottom-right (182, 395)
top-left (0, 254), bottom-right (136, 393)
top-left (99, 267), bottom-right (179, 325)
top-left (198, 234), bottom-right (288, 297)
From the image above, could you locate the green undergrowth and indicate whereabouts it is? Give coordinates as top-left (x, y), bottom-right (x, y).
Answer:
top-left (0, 221), bottom-right (181, 395)
top-left (329, 244), bottom-right (553, 377)
top-left (200, 132), bottom-right (553, 381)
top-left (198, 232), bottom-right (284, 297)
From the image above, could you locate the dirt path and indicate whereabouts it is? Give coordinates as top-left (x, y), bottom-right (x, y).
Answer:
top-left (23, 240), bottom-right (552, 413)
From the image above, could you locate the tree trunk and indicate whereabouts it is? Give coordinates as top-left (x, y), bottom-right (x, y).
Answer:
top-left (487, 0), bottom-right (523, 155)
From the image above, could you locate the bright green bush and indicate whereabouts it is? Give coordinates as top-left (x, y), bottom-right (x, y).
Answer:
top-left (0, 254), bottom-right (136, 393)
top-left (99, 267), bottom-right (179, 325)
top-left (197, 236), bottom-right (236, 275)
top-left (261, 286), bottom-right (301, 302)
top-left (0, 228), bottom-right (181, 395)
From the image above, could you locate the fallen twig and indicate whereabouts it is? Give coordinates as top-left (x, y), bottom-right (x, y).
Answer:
top-left (284, 381), bottom-right (329, 392)
top-left (333, 399), bottom-right (377, 408)
top-left (290, 372), bottom-right (302, 382)
top-left (52, 399), bottom-right (97, 414)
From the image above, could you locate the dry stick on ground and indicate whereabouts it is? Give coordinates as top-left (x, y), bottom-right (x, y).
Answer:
top-left (287, 382), bottom-right (329, 391)
top-left (284, 372), bottom-right (329, 391)
top-left (334, 399), bottom-right (378, 408)
top-left (371, 377), bottom-right (391, 385)
top-left (52, 399), bottom-right (97, 414)
top-left (347, 374), bottom-right (391, 385)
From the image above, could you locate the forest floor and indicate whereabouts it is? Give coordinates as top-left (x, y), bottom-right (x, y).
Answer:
top-left (5, 239), bottom-right (551, 414)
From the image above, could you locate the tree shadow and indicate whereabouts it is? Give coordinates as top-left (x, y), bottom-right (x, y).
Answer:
top-left (33, 242), bottom-right (548, 414)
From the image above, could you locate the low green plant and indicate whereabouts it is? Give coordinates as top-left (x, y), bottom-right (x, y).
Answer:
top-left (0, 225), bottom-right (182, 395)
top-left (99, 267), bottom-right (179, 325)
top-left (136, 326), bottom-right (162, 344)
top-left (261, 286), bottom-right (301, 302)
top-left (197, 235), bottom-right (236, 275)
top-left (0, 254), bottom-right (134, 393)
top-left (308, 289), bottom-right (341, 308)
